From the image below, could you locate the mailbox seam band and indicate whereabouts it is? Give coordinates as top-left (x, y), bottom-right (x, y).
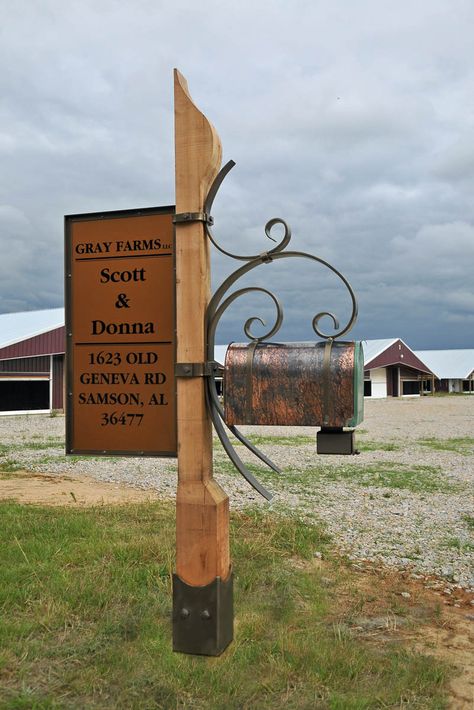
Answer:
top-left (245, 341), bottom-right (258, 423)
top-left (322, 339), bottom-right (333, 426)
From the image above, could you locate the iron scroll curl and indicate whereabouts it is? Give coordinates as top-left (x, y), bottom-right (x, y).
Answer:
top-left (204, 162), bottom-right (359, 500)
top-left (204, 162), bottom-right (292, 261)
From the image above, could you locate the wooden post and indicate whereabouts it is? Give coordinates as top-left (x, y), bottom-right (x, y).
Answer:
top-left (172, 69), bottom-right (232, 656)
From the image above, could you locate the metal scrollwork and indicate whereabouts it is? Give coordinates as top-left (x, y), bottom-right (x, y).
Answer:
top-left (204, 162), bottom-right (292, 261)
top-left (205, 161), bottom-right (358, 500)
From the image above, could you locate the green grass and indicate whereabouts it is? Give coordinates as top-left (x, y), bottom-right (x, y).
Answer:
top-left (36, 454), bottom-right (120, 465)
top-left (0, 441), bottom-right (121, 468)
top-left (0, 459), bottom-right (24, 474)
top-left (312, 462), bottom-right (457, 494)
top-left (214, 434), bottom-right (315, 448)
top-left (418, 437), bottom-right (474, 456)
top-left (0, 440), bottom-right (64, 455)
top-left (216, 459), bottom-right (459, 495)
top-left (440, 536), bottom-right (474, 554)
top-left (217, 434), bottom-right (399, 452)
top-left (237, 434), bottom-right (315, 447)
top-left (357, 440), bottom-right (400, 452)
top-left (0, 502), bottom-right (450, 709)
top-left (462, 514), bottom-right (474, 531)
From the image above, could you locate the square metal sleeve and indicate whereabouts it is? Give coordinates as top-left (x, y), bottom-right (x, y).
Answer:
top-left (317, 428), bottom-right (356, 455)
top-left (172, 572), bottom-right (233, 656)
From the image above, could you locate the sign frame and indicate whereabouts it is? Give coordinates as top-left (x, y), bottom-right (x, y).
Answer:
top-left (65, 205), bottom-right (177, 457)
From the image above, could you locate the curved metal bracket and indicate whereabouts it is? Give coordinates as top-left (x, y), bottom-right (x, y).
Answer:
top-left (206, 377), bottom-right (274, 501)
top-left (204, 162), bottom-right (291, 262)
top-left (203, 160), bottom-right (359, 500)
top-left (204, 160), bottom-right (236, 216)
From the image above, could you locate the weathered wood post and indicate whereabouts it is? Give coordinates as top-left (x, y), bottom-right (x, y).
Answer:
top-left (172, 69), bottom-right (233, 655)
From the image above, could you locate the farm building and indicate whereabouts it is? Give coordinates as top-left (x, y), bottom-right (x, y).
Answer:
top-left (415, 349), bottom-right (474, 394)
top-left (362, 339), bottom-right (436, 398)
top-left (1, 309), bottom-right (473, 412)
top-left (0, 308), bottom-right (65, 414)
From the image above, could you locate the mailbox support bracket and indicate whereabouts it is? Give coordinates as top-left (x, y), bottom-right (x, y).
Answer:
top-left (172, 572), bottom-right (233, 656)
top-left (200, 159), bottom-right (360, 497)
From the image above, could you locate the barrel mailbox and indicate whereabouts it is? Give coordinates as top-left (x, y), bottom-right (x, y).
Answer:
top-left (224, 341), bottom-right (364, 454)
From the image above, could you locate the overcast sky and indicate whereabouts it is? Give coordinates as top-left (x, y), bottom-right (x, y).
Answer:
top-left (1, 0), bottom-right (473, 348)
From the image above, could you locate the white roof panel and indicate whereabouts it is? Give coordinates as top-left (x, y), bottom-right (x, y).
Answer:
top-left (0, 308), bottom-right (64, 350)
top-left (214, 344), bottom-right (229, 366)
top-left (415, 349), bottom-right (474, 379)
top-left (361, 339), bottom-right (398, 366)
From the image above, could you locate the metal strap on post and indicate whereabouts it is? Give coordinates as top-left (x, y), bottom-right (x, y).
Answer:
top-left (173, 212), bottom-right (214, 226)
top-left (175, 361), bottom-right (223, 378)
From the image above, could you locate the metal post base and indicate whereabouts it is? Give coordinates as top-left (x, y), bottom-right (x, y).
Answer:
top-left (172, 572), bottom-right (233, 656)
top-left (317, 427), bottom-right (357, 455)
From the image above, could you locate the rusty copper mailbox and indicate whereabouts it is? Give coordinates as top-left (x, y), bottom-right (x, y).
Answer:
top-left (224, 340), bottom-right (364, 454)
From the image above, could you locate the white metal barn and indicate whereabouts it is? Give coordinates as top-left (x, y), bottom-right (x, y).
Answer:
top-left (415, 349), bottom-right (474, 394)
top-left (0, 308), bottom-right (65, 414)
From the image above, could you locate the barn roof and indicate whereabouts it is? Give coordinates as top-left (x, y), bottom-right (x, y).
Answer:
top-left (360, 339), bottom-right (398, 365)
top-left (415, 349), bottom-right (474, 380)
top-left (0, 308), bottom-right (64, 350)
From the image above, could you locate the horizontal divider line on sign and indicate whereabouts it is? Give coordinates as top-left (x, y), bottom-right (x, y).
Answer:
top-left (74, 253), bottom-right (173, 261)
top-left (73, 341), bottom-right (173, 346)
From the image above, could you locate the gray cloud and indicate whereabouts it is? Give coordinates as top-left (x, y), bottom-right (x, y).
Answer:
top-left (1, 0), bottom-right (473, 347)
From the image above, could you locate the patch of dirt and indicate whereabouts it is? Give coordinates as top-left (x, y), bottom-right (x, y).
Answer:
top-left (338, 562), bottom-right (474, 709)
top-left (0, 469), bottom-right (160, 506)
top-left (412, 606), bottom-right (474, 708)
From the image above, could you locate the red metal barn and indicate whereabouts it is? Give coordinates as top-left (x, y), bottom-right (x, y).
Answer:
top-left (1, 314), bottom-right (472, 412)
top-left (363, 339), bottom-right (435, 397)
top-left (0, 309), bottom-right (65, 414)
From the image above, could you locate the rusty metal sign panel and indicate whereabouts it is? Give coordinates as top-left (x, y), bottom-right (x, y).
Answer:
top-left (65, 206), bottom-right (176, 456)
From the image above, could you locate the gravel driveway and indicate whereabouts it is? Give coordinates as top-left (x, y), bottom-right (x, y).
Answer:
top-left (1, 395), bottom-right (473, 593)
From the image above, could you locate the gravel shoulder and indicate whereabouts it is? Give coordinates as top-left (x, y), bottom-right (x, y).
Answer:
top-left (1, 395), bottom-right (473, 595)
